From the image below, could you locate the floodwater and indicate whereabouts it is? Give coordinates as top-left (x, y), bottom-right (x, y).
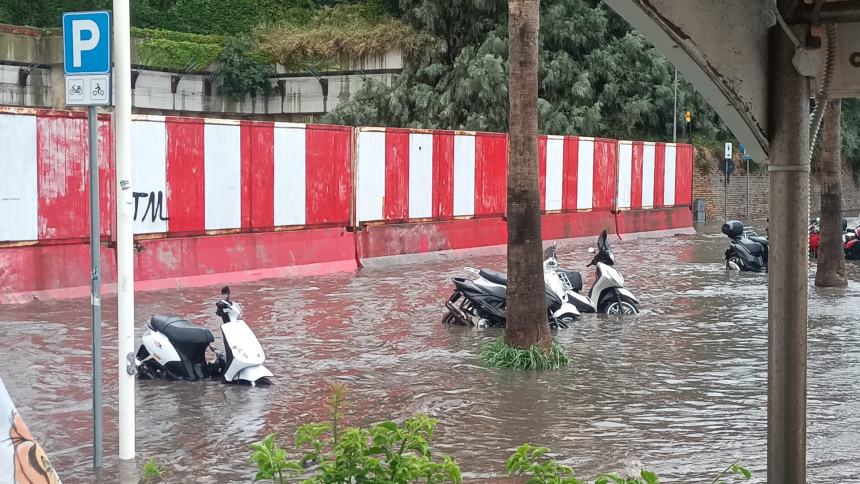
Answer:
top-left (2, 221), bottom-right (860, 483)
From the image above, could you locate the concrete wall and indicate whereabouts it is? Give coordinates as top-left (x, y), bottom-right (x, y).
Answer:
top-left (692, 159), bottom-right (860, 220)
top-left (0, 24), bottom-right (401, 120)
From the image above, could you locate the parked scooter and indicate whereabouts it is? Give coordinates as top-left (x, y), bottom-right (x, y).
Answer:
top-left (442, 248), bottom-right (581, 329)
top-left (723, 220), bottom-right (768, 272)
top-left (809, 217), bottom-right (860, 259)
top-left (135, 286), bottom-right (273, 386)
top-left (551, 230), bottom-right (641, 315)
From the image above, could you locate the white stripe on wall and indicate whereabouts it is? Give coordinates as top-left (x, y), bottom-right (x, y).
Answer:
top-left (453, 134), bottom-right (476, 217)
top-left (131, 119), bottom-right (168, 234)
top-left (357, 131), bottom-right (386, 222)
top-left (408, 133), bottom-right (433, 219)
top-left (0, 114), bottom-right (38, 241)
top-left (642, 143), bottom-right (656, 208)
top-left (664, 144), bottom-right (677, 206)
top-left (273, 124), bottom-right (307, 226)
top-left (576, 139), bottom-right (594, 210)
top-left (204, 123), bottom-right (242, 230)
top-left (617, 141), bottom-right (633, 210)
top-left (545, 137), bottom-right (564, 211)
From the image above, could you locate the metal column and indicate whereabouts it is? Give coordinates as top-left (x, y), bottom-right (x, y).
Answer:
top-left (88, 106), bottom-right (103, 470)
top-left (767, 20), bottom-right (810, 484)
top-left (113, 0), bottom-right (136, 462)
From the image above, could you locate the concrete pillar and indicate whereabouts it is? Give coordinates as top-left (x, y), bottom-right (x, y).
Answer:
top-left (767, 20), bottom-right (809, 484)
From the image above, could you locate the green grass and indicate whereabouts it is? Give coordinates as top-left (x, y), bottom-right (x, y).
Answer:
top-left (479, 337), bottom-right (569, 370)
top-left (141, 458), bottom-right (163, 482)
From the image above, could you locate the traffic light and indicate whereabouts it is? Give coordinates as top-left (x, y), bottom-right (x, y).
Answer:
top-left (684, 111), bottom-right (692, 123)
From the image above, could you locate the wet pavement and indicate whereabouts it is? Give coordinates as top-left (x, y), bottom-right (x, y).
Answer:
top-left (2, 220), bottom-right (860, 482)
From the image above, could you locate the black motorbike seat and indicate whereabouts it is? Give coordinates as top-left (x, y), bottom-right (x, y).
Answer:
top-left (739, 239), bottom-right (765, 256)
top-left (149, 315), bottom-right (214, 345)
top-left (479, 269), bottom-right (508, 286)
top-left (749, 236), bottom-right (768, 246)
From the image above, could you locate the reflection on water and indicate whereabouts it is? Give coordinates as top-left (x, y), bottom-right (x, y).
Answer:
top-left (2, 221), bottom-right (860, 482)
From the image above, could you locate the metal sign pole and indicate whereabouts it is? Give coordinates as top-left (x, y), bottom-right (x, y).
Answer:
top-left (88, 105), bottom-right (103, 469)
top-left (673, 67), bottom-right (678, 143)
top-left (747, 158), bottom-right (750, 219)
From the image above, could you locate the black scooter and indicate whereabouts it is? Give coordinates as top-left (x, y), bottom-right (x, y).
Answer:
top-left (723, 220), bottom-right (768, 272)
top-left (442, 246), bottom-right (580, 329)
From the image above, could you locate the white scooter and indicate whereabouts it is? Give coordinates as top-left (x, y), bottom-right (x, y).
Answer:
top-left (550, 231), bottom-right (640, 315)
top-left (135, 286), bottom-right (273, 386)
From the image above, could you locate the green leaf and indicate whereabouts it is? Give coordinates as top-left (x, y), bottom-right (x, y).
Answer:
top-left (641, 469), bottom-right (659, 484)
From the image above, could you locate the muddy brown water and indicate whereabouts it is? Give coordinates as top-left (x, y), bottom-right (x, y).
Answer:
top-left (2, 221), bottom-right (860, 483)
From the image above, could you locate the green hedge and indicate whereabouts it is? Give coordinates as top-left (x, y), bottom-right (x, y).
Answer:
top-left (0, 0), bottom-right (396, 34)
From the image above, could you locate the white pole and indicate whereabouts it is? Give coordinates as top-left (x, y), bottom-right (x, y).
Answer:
top-left (673, 67), bottom-right (678, 143)
top-left (113, 0), bottom-right (135, 462)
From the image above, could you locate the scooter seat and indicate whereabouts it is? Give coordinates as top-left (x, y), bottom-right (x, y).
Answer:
top-left (557, 269), bottom-right (583, 292)
top-left (739, 239), bottom-right (766, 256)
top-left (749, 235), bottom-right (769, 246)
top-left (479, 269), bottom-right (508, 286)
top-left (149, 315), bottom-right (214, 345)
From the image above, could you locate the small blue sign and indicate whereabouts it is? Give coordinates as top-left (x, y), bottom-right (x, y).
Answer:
top-left (63, 11), bottom-right (111, 74)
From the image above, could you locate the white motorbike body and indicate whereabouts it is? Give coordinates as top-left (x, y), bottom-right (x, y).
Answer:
top-left (218, 301), bottom-right (273, 386)
top-left (141, 329), bottom-right (181, 365)
top-left (222, 319), bottom-right (272, 382)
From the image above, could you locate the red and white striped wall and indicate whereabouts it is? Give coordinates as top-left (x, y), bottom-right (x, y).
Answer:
top-left (1, 107), bottom-right (697, 302)
top-left (616, 141), bottom-right (694, 210)
top-left (537, 136), bottom-right (619, 212)
top-left (0, 110), bottom-right (114, 243)
top-left (356, 128), bottom-right (508, 222)
top-left (0, 111), bottom-right (353, 243)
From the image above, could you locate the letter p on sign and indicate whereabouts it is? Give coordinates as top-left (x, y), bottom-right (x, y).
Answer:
top-left (63, 11), bottom-right (111, 75)
top-left (72, 20), bottom-right (99, 68)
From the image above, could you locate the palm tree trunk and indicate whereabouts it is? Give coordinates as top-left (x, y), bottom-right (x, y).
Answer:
top-left (815, 98), bottom-right (847, 287)
top-left (505, 0), bottom-right (552, 351)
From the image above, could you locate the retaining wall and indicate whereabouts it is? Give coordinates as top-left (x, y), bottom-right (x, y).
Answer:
top-left (692, 160), bottom-right (860, 220)
top-left (0, 107), bottom-right (694, 303)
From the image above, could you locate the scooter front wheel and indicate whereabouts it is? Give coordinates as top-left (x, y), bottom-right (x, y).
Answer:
top-left (603, 296), bottom-right (639, 316)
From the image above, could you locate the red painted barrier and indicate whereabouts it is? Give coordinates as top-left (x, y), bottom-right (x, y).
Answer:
top-left (0, 107), bottom-right (695, 303)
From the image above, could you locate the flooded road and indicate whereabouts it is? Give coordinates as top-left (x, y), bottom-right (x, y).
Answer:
top-left (3, 221), bottom-right (860, 482)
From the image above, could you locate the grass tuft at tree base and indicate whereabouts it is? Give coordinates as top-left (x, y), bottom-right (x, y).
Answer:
top-left (479, 337), bottom-right (569, 370)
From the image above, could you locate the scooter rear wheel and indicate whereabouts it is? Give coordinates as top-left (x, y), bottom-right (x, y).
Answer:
top-left (442, 311), bottom-right (467, 326)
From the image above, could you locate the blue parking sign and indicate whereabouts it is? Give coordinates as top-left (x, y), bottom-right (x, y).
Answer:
top-left (63, 11), bottom-right (111, 74)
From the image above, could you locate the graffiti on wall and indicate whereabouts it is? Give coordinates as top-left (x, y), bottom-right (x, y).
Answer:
top-left (133, 191), bottom-right (169, 222)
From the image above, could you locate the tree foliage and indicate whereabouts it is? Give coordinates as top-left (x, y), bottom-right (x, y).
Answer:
top-left (325, 0), bottom-right (731, 141)
top-left (217, 35), bottom-right (276, 99)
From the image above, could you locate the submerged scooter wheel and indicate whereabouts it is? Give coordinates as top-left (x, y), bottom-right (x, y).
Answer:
top-left (603, 296), bottom-right (639, 316)
top-left (726, 256), bottom-right (743, 271)
top-left (441, 311), bottom-right (466, 326)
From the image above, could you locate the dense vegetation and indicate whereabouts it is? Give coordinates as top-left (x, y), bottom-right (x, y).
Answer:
top-left (324, 0), bottom-right (730, 143)
top-left (0, 0), bottom-right (397, 34)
